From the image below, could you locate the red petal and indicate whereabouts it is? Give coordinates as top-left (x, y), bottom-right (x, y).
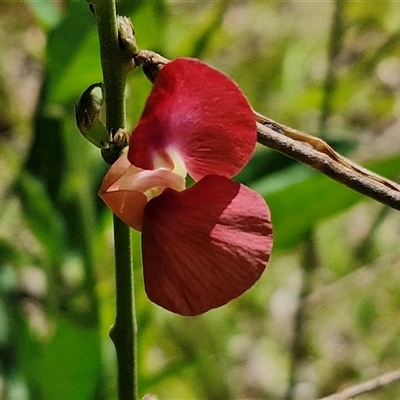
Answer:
top-left (129, 58), bottom-right (256, 181)
top-left (141, 175), bottom-right (273, 316)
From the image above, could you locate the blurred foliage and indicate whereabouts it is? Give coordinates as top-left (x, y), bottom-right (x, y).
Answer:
top-left (0, 1), bottom-right (400, 399)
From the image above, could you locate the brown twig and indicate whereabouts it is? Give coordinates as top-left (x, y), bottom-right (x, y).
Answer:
top-left (255, 114), bottom-right (400, 210)
top-left (319, 368), bottom-right (400, 400)
top-left (133, 50), bottom-right (400, 211)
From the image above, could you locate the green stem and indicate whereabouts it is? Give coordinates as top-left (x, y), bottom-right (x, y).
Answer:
top-left (90, 0), bottom-right (138, 399)
top-left (92, 0), bottom-right (126, 132)
top-left (285, 232), bottom-right (318, 400)
top-left (319, 0), bottom-right (346, 136)
top-left (110, 215), bottom-right (138, 400)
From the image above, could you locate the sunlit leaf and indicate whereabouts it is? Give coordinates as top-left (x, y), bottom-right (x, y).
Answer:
top-left (252, 154), bottom-right (400, 249)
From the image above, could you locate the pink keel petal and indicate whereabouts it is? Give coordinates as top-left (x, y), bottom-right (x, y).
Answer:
top-left (142, 175), bottom-right (273, 316)
top-left (99, 154), bottom-right (145, 230)
top-left (100, 151), bottom-right (132, 191)
top-left (100, 190), bottom-right (147, 232)
top-left (99, 153), bottom-right (186, 231)
top-left (129, 58), bottom-right (257, 181)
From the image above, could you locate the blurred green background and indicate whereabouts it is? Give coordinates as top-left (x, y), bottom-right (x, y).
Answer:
top-left (1, 1), bottom-right (400, 399)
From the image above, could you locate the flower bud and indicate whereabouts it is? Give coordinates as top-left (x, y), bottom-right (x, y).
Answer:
top-left (101, 128), bottom-right (130, 165)
top-left (75, 83), bottom-right (109, 148)
top-left (118, 16), bottom-right (138, 58)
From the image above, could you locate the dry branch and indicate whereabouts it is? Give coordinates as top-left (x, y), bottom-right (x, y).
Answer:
top-left (255, 114), bottom-right (400, 211)
top-left (319, 368), bottom-right (400, 400)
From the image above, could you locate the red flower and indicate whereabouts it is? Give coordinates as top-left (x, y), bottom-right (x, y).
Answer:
top-left (99, 58), bottom-right (273, 316)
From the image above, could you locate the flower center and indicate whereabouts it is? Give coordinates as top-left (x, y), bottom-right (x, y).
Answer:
top-left (143, 148), bottom-right (188, 200)
top-left (152, 148), bottom-right (188, 178)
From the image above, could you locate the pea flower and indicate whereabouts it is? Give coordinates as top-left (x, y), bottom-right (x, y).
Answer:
top-left (99, 58), bottom-right (273, 316)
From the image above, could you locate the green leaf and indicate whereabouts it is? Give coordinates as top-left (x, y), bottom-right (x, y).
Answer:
top-left (129, 0), bottom-right (167, 52)
top-left (252, 154), bottom-right (400, 249)
top-left (46, 1), bottom-right (98, 104)
top-left (20, 317), bottom-right (102, 400)
top-left (14, 172), bottom-right (66, 264)
top-left (48, 29), bottom-right (101, 105)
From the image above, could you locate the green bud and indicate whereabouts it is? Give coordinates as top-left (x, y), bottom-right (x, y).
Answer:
top-left (101, 128), bottom-right (130, 165)
top-left (75, 83), bottom-right (109, 148)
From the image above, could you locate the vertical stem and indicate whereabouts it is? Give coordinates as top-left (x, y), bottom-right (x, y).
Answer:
top-left (90, 0), bottom-right (138, 398)
top-left (287, 3), bottom-right (346, 397)
top-left (92, 0), bottom-right (126, 133)
top-left (319, 0), bottom-right (346, 136)
top-left (110, 215), bottom-right (138, 400)
top-left (286, 232), bottom-right (318, 400)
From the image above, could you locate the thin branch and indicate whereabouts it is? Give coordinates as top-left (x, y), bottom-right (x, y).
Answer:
top-left (319, 368), bottom-right (400, 400)
top-left (255, 115), bottom-right (400, 210)
top-left (134, 50), bottom-right (400, 211)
